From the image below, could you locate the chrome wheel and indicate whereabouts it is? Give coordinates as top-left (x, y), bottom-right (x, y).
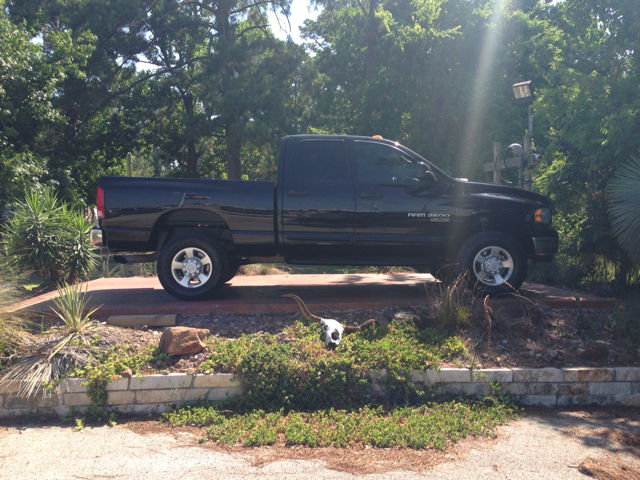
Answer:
top-left (170, 247), bottom-right (212, 288)
top-left (471, 245), bottom-right (514, 287)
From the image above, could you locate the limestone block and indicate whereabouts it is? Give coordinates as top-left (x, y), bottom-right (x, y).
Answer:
top-left (0, 395), bottom-right (3, 408)
top-left (557, 383), bottom-right (587, 395)
top-left (632, 383), bottom-right (640, 394)
top-left (193, 374), bottom-right (240, 388)
top-left (519, 395), bottom-right (557, 407)
top-left (132, 403), bottom-right (171, 415)
top-left (442, 382), bottom-right (489, 397)
top-left (472, 369), bottom-right (513, 383)
top-left (563, 368), bottom-right (614, 382)
top-left (505, 383), bottom-right (558, 396)
top-left (106, 378), bottom-right (130, 391)
top-left (59, 378), bottom-right (87, 394)
top-left (107, 391), bottom-right (135, 405)
top-left (588, 382), bottom-right (631, 396)
top-left (512, 368), bottom-right (563, 383)
top-left (411, 370), bottom-right (425, 383)
top-left (557, 395), bottom-right (612, 407)
top-left (4, 393), bottom-right (60, 409)
top-left (64, 393), bottom-right (92, 406)
top-left (135, 388), bottom-right (208, 404)
top-left (425, 368), bottom-right (471, 384)
top-left (107, 315), bottom-right (176, 327)
top-left (130, 374), bottom-right (193, 390)
top-left (614, 395), bottom-right (640, 407)
top-left (208, 387), bottom-right (243, 401)
top-left (615, 368), bottom-right (640, 382)
top-left (0, 381), bottom-right (23, 394)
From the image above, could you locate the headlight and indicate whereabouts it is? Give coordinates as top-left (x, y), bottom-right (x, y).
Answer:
top-left (534, 208), bottom-right (551, 224)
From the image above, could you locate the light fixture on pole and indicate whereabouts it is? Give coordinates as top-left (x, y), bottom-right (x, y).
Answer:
top-left (512, 81), bottom-right (534, 189)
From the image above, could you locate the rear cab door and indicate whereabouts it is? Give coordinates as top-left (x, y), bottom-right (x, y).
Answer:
top-left (278, 135), bottom-right (356, 259)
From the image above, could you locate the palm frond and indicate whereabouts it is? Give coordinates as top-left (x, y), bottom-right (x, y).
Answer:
top-left (608, 154), bottom-right (640, 263)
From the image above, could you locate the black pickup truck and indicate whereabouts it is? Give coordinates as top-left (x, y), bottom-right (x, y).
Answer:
top-left (91, 135), bottom-right (558, 300)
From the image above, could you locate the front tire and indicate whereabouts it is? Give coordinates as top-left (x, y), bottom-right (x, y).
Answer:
top-left (456, 232), bottom-right (526, 295)
top-left (157, 235), bottom-right (229, 300)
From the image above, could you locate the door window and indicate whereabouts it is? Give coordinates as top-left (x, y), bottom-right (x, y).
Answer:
top-left (352, 141), bottom-right (419, 184)
top-left (295, 139), bottom-right (346, 182)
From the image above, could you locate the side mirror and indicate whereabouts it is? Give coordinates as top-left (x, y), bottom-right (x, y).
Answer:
top-left (416, 162), bottom-right (438, 184)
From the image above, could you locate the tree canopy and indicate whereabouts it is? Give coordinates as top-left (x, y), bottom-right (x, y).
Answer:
top-left (1, 0), bottom-right (639, 286)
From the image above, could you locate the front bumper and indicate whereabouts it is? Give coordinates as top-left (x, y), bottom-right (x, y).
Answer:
top-left (532, 236), bottom-right (558, 262)
top-left (90, 228), bottom-right (104, 247)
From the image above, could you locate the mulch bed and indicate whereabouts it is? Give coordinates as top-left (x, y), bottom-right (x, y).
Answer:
top-left (88, 293), bottom-right (638, 375)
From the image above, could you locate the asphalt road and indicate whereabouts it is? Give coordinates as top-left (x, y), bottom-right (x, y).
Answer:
top-left (1, 410), bottom-right (638, 479)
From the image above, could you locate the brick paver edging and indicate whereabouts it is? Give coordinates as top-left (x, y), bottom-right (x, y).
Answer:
top-left (1, 367), bottom-right (639, 417)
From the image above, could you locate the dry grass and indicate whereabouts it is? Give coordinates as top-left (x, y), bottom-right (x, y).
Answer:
top-left (579, 456), bottom-right (640, 480)
top-left (238, 264), bottom-right (290, 276)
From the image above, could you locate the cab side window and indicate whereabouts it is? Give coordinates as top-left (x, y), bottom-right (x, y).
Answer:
top-left (352, 141), bottom-right (417, 183)
top-left (294, 139), bottom-right (347, 182)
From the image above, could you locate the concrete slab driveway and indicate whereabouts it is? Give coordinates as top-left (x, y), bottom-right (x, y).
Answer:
top-left (17, 274), bottom-right (614, 317)
top-left (1, 409), bottom-right (638, 479)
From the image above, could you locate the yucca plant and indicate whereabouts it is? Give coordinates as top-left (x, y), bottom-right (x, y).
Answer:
top-left (0, 280), bottom-right (30, 357)
top-left (0, 282), bottom-right (102, 398)
top-left (2, 189), bottom-right (65, 279)
top-left (2, 188), bottom-right (97, 283)
top-left (51, 282), bottom-right (100, 334)
top-left (609, 154), bottom-right (640, 264)
top-left (61, 209), bottom-right (99, 283)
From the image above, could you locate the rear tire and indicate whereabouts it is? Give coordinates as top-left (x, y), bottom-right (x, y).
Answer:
top-left (455, 232), bottom-right (526, 295)
top-left (157, 235), bottom-right (229, 301)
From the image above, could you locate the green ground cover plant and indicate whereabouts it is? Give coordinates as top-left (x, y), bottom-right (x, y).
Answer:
top-left (199, 320), bottom-right (469, 411)
top-left (163, 401), bottom-right (518, 449)
top-left (161, 318), bottom-right (517, 450)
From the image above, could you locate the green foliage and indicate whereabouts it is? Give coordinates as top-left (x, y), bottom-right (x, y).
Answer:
top-left (199, 320), bottom-right (468, 412)
top-left (51, 282), bottom-right (100, 334)
top-left (163, 400), bottom-right (518, 448)
top-left (608, 155), bottom-right (640, 264)
top-left (2, 189), bottom-right (98, 282)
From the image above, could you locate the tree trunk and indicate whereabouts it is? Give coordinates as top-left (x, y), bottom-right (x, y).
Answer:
top-left (183, 92), bottom-right (199, 177)
top-left (226, 127), bottom-right (242, 179)
top-left (364, 0), bottom-right (379, 80)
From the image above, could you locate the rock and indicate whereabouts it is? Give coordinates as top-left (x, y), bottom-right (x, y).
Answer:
top-left (502, 340), bottom-right (508, 344)
top-left (529, 350), bottom-right (535, 358)
top-left (120, 368), bottom-right (133, 379)
top-left (535, 353), bottom-right (542, 359)
top-left (547, 349), bottom-right (558, 359)
top-left (159, 327), bottom-right (211, 356)
top-left (576, 348), bottom-right (586, 355)
top-left (140, 325), bottom-right (149, 332)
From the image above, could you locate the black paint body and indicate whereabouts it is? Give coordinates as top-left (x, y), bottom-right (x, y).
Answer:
top-left (98, 135), bottom-right (558, 267)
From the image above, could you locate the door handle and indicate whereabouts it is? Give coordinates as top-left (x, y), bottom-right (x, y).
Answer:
top-left (288, 191), bottom-right (309, 197)
top-left (360, 192), bottom-right (383, 199)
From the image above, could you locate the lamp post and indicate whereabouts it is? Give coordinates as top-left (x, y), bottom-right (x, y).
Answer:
top-left (512, 81), bottom-right (534, 189)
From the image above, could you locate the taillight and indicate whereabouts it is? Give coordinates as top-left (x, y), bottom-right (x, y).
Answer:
top-left (96, 186), bottom-right (105, 219)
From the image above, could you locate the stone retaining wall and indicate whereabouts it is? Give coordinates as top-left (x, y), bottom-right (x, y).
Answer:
top-left (1, 367), bottom-right (638, 417)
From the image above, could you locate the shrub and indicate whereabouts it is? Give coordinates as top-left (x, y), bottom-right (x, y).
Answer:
top-left (2, 188), bottom-right (97, 282)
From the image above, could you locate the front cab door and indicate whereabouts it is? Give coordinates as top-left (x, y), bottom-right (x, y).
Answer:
top-left (350, 138), bottom-right (454, 262)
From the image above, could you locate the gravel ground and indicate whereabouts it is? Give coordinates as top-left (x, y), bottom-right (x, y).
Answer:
top-left (1, 409), bottom-right (638, 479)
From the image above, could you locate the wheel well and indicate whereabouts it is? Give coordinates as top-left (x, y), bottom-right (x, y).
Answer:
top-left (149, 209), bottom-right (234, 253)
top-left (450, 218), bottom-right (535, 260)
